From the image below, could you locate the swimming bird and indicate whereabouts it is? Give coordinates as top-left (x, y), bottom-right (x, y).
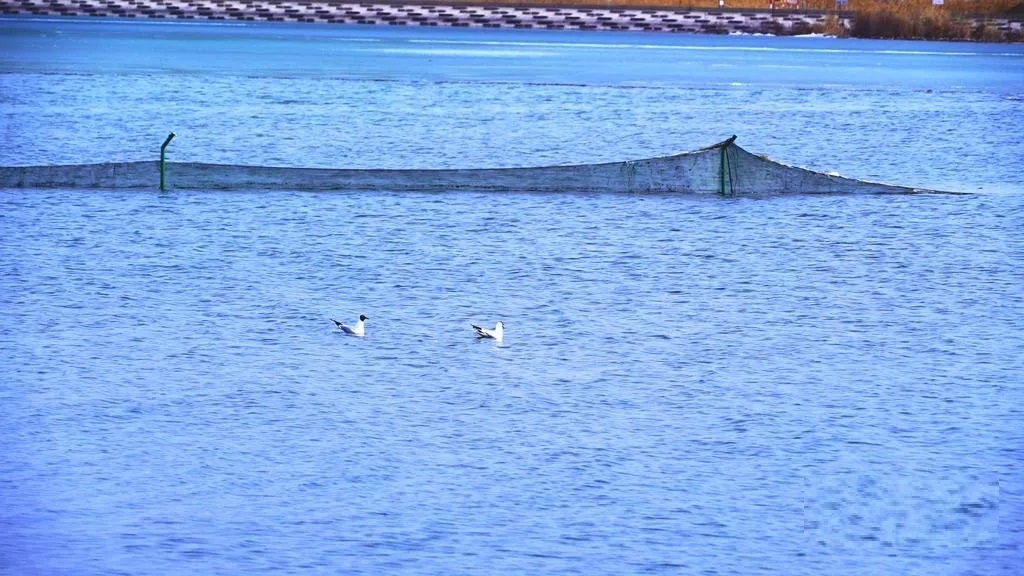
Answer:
top-left (472, 321), bottom-right (504, 341)
top-left (332, 315), bottom-right (367, 337)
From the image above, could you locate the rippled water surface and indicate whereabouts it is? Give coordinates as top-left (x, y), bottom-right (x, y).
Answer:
top-left (1, 16), bottom-right (1023, 576)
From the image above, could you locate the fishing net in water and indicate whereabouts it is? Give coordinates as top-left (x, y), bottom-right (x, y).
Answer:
top-left (0, 137), bottom-right (949, 195)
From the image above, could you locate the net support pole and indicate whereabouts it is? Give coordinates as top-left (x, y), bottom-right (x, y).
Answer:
top-left (719, 143), bottom-right (727, 196)
top-left (160, 132), bottom-right (175, 191)
top-left (718, 135), bottom-right (736, 196)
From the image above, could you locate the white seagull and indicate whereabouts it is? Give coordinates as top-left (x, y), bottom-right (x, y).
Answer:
top-left (472, 321), bottom-right (504, 341)
top-left (332, 314), bottom-right (367, 337)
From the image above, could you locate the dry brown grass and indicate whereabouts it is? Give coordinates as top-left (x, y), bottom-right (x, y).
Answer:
top-left (848, 0), bottom-right (1018, 39)
top-left (428, 0), bottom-right (1020, 40)
top-left (872, 0), bottom-right (1018, 14)
top-left (435, 0), bottom-right (1018, 13)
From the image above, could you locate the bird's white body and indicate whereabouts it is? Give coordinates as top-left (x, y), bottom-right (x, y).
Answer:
top-left (333, 315), bottom-right (367, 337)
top-left (472, 321), bottom-right (504, 341)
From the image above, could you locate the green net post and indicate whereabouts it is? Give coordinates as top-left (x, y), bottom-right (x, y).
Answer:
top-left (719, 144), bottom-right (727, 196)
top-left (718, 136), bottom-right (736, 196)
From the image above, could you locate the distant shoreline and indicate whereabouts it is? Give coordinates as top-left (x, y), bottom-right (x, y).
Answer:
top-left (0, 0), bottom-right (1020, 41)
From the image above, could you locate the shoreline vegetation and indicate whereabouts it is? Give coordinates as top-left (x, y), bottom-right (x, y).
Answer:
top-left (1, 0), bottom-right (1021, 40)
top-left (461, 0), bottom-right (1023, 40)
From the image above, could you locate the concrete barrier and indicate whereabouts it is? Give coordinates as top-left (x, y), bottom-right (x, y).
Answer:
top-left (0, 0), bottom-right (850, 35)
top-left (0, 1), bottom-right (1019, 38)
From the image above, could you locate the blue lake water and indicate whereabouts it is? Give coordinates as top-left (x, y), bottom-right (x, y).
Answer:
top-left (1, 16), bottom-right (1023, 576)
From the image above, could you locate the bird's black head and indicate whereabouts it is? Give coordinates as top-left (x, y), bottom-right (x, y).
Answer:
top-left (359, 315), bottom-right (368, 321)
